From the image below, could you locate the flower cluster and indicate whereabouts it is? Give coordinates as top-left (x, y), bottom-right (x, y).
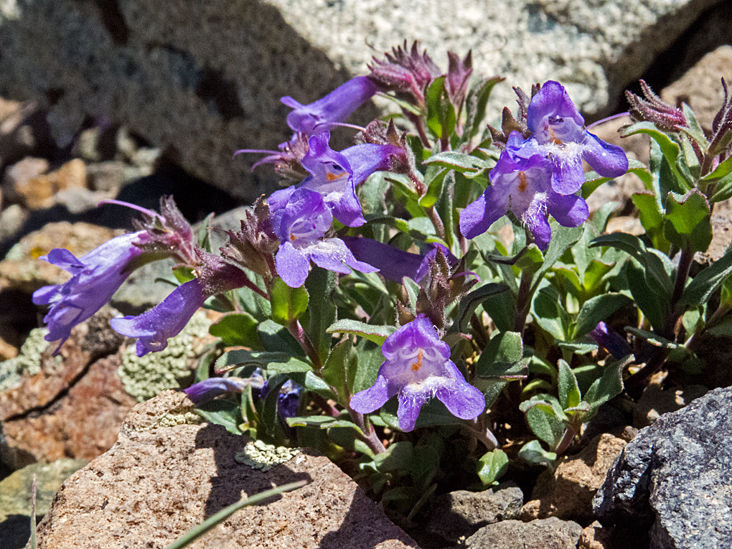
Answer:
top-left (461, 81), bottom-right (627, 248)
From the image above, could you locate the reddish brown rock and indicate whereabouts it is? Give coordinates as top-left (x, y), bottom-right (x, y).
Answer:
top-left (29, 391), bottom-right (419, 549)
top-left (1, 354), bottom-right (136, 469)
top-left (0, 308), bottom-right (127, 469)
top-left (520, 433), bottom-right (627, 523)
top-left (0, 222), bottom-right (124, 293)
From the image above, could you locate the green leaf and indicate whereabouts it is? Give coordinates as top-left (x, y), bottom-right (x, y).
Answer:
top-left (423, 151), bottom-right (490, 174)
top-left (270, 277), bottom-right (309, 325)
top-left (461, 76), bottom-right (504, 144)
top-left (352, 339), bottom-right (385, 394)
top-left (321, 338), bottom-right (358, 405)
top-left (632, 191), bottom-right (669, 252)
top-left (452, 282), bottom-right (511, 333)
top-left (663, 190), bottom-right (712, 253)
top-left (573, 293), bottom-right (632, 339)
top-left (403, 276), bottom-right (421, 312)
top-left (582, 158), bottom-right (651, 199)
top-left (531, 222), bottom-right (584, 292)
top-left (557, 359), bottom-right (581, 410)
top-left (305, 266), bottom-right (337, 362)
top-left (194, 399), bottom-right (241, 435)
top-left (215, 349), bottom-right (311, 374)
top-left (172, 266), bottom-right (195, 284)
top-left (477, 449), bottom-right (509, 486)
top-left (209, 312), bottom-right (261, 349)
top-left (419, 165), bottom-right (449, 208)
top-left (374, 441), bottom-right (414, 472)
top-left (679, 247), bottom-right (732, 308)
top-left (518, 439), bottom-right (557, 468)
top-left (475, 331), bottom-right (524, 378)
top-left (524, 405), bottom-right (566, 450)
top-left (622, 121), bottom-right (689, 192)
top-left (625, 327), bottom-right (677, 348)
top-left (583, 356), bottom-right (630, 415)
top-left (257, 319), bottom-right (304, 355)
top-left (426, 75), bottom-right (456, 139)
top-left (326, 319), bottom-right (396, 345)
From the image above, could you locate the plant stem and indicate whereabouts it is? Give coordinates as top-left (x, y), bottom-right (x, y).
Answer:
top-left (670, 246), bottom-right (694, 318)
top-left (513, 269), bottom-right (535, 336)
top-left (347, 406), bottom-right (386, 454)
top-left (466, 417), bottom-right (498, 450)
top-left (554, 424), bottom-right (577, 455)
top-left (288, 319), bottom-right (322, 370)
top-left (425, 205), bottom-right (447, 242)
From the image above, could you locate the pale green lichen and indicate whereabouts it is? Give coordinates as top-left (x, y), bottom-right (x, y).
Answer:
top-left (156, 410), bottom-right (202, 428)
top-left (0, 328), bottom-right (50, 392)
top-left (118, 311), bottom-right (211, 401)
top-left (235, 440), bottom-right (300, 471)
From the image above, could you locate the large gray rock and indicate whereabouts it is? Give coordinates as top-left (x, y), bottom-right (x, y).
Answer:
top-left (0, 0), bottom-right (721, 202)
top-left (593, 387), bottom-right (732, 549)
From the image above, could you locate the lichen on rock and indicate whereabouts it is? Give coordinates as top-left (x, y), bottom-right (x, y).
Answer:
top-left (118, 310), bottom-right (212, 401)
top-left (0, 327), bottom-right (50, 392)
top-left (235, 439), bottom-right (300, 471)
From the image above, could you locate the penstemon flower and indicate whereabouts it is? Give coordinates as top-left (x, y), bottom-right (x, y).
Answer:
top-left (293, 132), bottom-right (402, 227)
top-left (110, 278), bottom-right (207, 357)
top-left (460, 132), bottom-right (589, 249)
top-left (32, 231), bottom-right (149, 352)
top-left (281, 76), bottom-right (377, 135)
top-left (527, 80), bottom-right (628, 195)
top-left (271, 187), bottom-right (377, 288)
top-left (349, 315), bottom-right (485, 432)
top-left (184, 376), bottom-right (249, 405)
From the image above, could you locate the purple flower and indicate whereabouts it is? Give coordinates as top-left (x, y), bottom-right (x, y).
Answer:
top-left (272, 187), bottom-right (377, 288)
top-left (296, 132), bottom-right (403, 227)
top-left (281, 76), bottom-right (377, 135)
top-left (527, 80), bottom-right (628, 194)
top-left (110, 278), bottom-right (207, 357)
top-left (589, 321), bottom-right (631, 360)
top-left (341, 236), bottom-right (456, 283)
top-left (32, 231), bottom-right (148, 351)
top-left (350, 315), bottom-right (485, 432)
top-left (460, 132), bottom-right (589, 250)
top-left (184, 377), bottom-right (249, 405)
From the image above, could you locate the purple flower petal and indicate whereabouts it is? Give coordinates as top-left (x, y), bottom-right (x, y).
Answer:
top-left (547, 192), bottom-right (589, 228)
top-left (589, 321), bottom-right (631, 359)
top-left (397, 385), bottom-right (431, 432)
top-left (309, 238), bottom-right (379, 276)
top-left (275, 241), bottom-right (311, 288)
top-left (435, 362), bottom-right (486, 419)
top-left (32, 231), bottom-right (147, 350)
top-left (460, 186), bottom-right (509, 239)
top-left (342, 143), bottom-right (403, 186)
top-left (582, 132), bottom-right (629, 178)
top-left (111, 278), bottom-right (206, 357)
top-left (549, 153), bottom-right (585, 195)
top-left (282, 76), bottom-right (377, 135)
top-left (527, 81), bottom-right (585, 143)
top-left (524, 207), bottom-right (552, 250)
top-left (184, 377), bottom-right (248, 405)
top-left (350, 375), bottom-right (395, 414)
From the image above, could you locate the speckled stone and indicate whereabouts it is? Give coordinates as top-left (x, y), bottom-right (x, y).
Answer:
top-left (29, 391), bottom-right (419, 549)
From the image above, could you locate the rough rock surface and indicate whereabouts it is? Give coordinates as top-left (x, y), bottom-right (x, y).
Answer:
top-left (0, 308), bottom-right (129, 469)
top-left (520, 433), bottom-right (627, 523)
top-left (0, 0), bottom-right (721, 201)
top-left (424, 482), bottom-right (523, 544)
top-left (30, 390), bottom-right (419, 549)
top-left (593, 387), bottom-right (732, 549)
top-left (0, 458), bottom-right (87, 549)
top-left (464, 517), bottom-right (582, 549)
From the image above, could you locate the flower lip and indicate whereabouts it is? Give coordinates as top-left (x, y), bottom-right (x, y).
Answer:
top-left (350, 314), bottom-right (484, 432)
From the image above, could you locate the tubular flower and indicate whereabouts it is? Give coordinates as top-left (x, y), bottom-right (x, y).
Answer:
top-left (184, 377), bottom-right (249, 405)
top-left (527, 80), bottom-right (628, 195)
top-left (341, 236), bottom-right (456, 283)
top-left (295, 132), bottom-right (403, 227)
top-left (281, 76), bottom-right (378, 135)
top-left (460, 132), bottom-right (589, 250)
top-left (32, 231), bottom-right (149, 352)
top-left (110, 278), bottom-right (207, 357)
top-left (349, 315), bottom-right (485, 432)
top-left (272, 187), bottom-right (377, 288)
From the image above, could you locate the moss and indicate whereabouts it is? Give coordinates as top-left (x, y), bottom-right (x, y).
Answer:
top-left (156, 410), bottom-right (202, 428)
top-left (0, 328), bottom-right (50, 392)
top-left (118, 311), bottom-right (211, 402)
top-left (235, 440), bottom-right (300, 471)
